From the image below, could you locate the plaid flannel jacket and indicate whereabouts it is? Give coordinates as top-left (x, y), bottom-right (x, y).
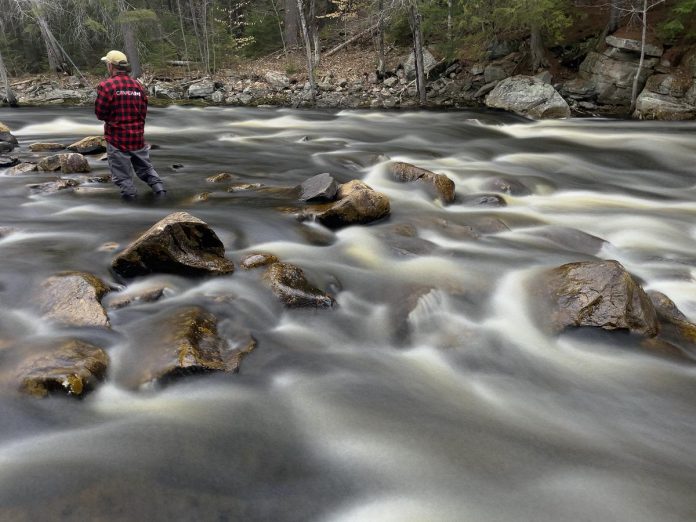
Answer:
top-left (95, 72), bottom-right (148, 152)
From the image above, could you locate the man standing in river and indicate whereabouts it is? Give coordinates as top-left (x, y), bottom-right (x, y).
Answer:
top-left (95, 50), bottom-right (166, 201)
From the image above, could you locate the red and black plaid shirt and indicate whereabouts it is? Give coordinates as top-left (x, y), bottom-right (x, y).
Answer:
top-left (95, 72), bottom-right (148, 151)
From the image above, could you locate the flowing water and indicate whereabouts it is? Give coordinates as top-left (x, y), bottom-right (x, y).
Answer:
top-left (0, 106), bottom-right (695, 521)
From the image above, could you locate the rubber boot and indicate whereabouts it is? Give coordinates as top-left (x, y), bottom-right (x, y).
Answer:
top-left (121, 194), bottom-right (137, 202)
top-left (151, 182), bottom-right (167, 198)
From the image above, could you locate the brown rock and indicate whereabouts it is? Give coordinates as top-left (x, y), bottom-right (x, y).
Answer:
top-left (206, 172), bottom-right (238, 183)
top-left (112, 212), bottom-right (235, 278)
top-left (311, 186), bottom-right (390, 229)
top-left (37, 154), bottom-right (62, 171)
top-left (30, 143), bottom-right (66, 152)
top-left (38, 272), bottom-right (112, 328)
top-left (264, 262), bottom-right (335, 308)
top-left (240, 252), bottom-right (280, 269)
top-left (28, 178), bottom-right (80, 193)
top-left (60, 153), bottom-right (91, 173)
top-left (18, 340), bottom-right (109, 398)
top-left (387, 162), bottom-right (456, 204)
top-left (480, 177), bottom-right (531, 196)
top-left (337, 180), bottom-right (373, 199)
top-left (7, 162), bottom-right (38, 175)
top-left (104, 284), bottom-right (168, 310)
top-left (535, 260), bottom-right (659, 337)
top-left (128, 306), bottom-right (253, 387)
top-left (648, 290), bottom-right (696, 354)
top-left (67, 136), bottom-right (107, 155)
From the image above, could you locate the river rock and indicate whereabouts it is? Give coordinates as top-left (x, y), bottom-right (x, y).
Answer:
top-left (633, 90), bottom-right (696, 120)
top-left (240, 252), bottom-right (280, 270)
top-left (0, 122), bottom-right (18, 151)
top-left (648, 291), bottom-right (696, 352)
top-left (0, 155), bottom-right (19, 168)
top-left (112, 212), bottom-right (235, 278)
top-left (298, 173), bottom-right (339, 202)
top-left (263, 262), bottom-right (335, 308)
top-left (534, 260), bottom-right (659, 336)
top-left (309, 182), bottom-right (390, 229)
top-left (28, 178), bottom-right (80, 193)
top-left (265, 71), bottom-right (290, 90)
top-left (188, 80), bottom-right (215, 98)
top-left (7, 162), bottom-right (38, 175)
top-left (387, 162), bottom-right (456, 204)
top-left (103, 284), bottom-right (168, 310)
top-left (30, 142), bottom-right (66, 152)
top-left (17, 339), bottom-right (109, 398)
top-left (38, 271), bottom-right (111, 328)
top-left (60, 153), bottom-right (91, 173)
top-left (37, 154), bottom-right (62, 171)
top-left (67, 136), bottom-right (106, 155)
top-left (486, 75), bottom-right (571, 119)
top-left (127, 306), bottom-right (252, 388)
top-left (206, 172), bottom-right (237, 183)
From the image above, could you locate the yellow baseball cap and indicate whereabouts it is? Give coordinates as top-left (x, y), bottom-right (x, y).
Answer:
top-left (101, 50), bottom-right (129, 66)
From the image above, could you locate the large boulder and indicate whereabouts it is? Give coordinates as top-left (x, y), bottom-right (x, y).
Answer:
top-left (67, 136), bottom-right (106, 155)
top-left (263, 262), bottom-right (335, 308)
top-left (38, 272), bottom-right (111, 328)
top-left (486, 75), bottom-right (570, 119)
top-left (648, 291), bottom-right (696, 349)
top-left (265, 71), bottom-right (290, 90)
top-left (403, 48), bottom-right (438, 80)
top-left (633, 90), bottom-right (696, 120)
top-left (122, 306), bottom-right (253, 388)
top-left (606, 34), bottom-right (663, 58)
top-left (112, 212), bottom-right (235, 278)
top-left (188, 80), bottom-right (216, 98)
top-left (533, 260), bottom-right (659, 336)
top-left (308, 180), bottom-right (390, 229)
top-left (17, 339), bottom-right (109, 398)
top-left (0, 121), bottom-right (18, 152)
top-left (387, 162), bottom-right (456, 204)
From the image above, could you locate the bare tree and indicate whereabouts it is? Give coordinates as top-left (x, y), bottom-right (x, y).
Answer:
top-left (629, 0), bottom-right (665, 112)
top-left (285, 0), bottom-right (300, 48)
top-left (407, 0), bottom-right (426, 105)
top-left (0, 48), bottom-right (17, 106)
top-left (297, 0), bottom-right (316, 100)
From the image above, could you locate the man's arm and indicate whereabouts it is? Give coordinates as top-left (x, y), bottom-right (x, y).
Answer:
top-left (94, 82), bottom-right (111, 121)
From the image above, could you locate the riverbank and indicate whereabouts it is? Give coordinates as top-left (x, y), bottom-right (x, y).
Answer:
top-left (3, 32), bottom-right (696, 120)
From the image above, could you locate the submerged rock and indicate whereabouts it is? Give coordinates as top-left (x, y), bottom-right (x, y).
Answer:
top-left (460, 193), bottom-right (507, 207)
top-left (0, 155), bottom-right (19, 168)
top-left (128, 306), bottom-right (253, 387)
top-left (480, 177), bottom-right (531, 196)
top-left (38, 272), bottom-right (112, 328)
top-left (112, 212), bottom-right (235, 278)
top-left (387, 162), bottom-right (456, 204)
top-left (17, 339), bottom-right (109, 398)
top-left (534, 260), bottom-right (659, 336)
top-left (30, 142), bottom-right (66, 152)
top-left (263, 262), bottom-right (335, 308)
top-left (67, 136), bottom-right (106, 155)
top-left (206, 172), bottom-right (237, 183)
top-left (28, 178), bottom-right (80, 193)
top-left (103, 284), bottom-right (168, 310)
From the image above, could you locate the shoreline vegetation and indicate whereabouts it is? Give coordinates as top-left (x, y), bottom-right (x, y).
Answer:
top-left (0, 1), bottom-right (695, 120)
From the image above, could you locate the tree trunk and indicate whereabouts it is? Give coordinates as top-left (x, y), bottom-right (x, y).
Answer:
top-left (609, 0), bottom-right (621, 34)
top-left (310, 0), bottom-right (320, 66)
top-left (530, 23), bottom-right (548, 71)
top-left (447, 0), bottom-right (453, 55)
top-left (408, 2), bottom-right (426, 106)
top-left (285, 0), bottom-right (300, 48)
top-left (377, 0), bottom-right (385, 76)
top-left (0, 49), bottom-right (17, 107)
top-left (297, 0), bottom-right (316, 101)
top-left (34, 14), bottom-right (63, 73)
top-left (118, 0), bottom-right (142, 78)
top-left (630, 0), bottom-right (648, 114)
top-left (271, 0), bottom-right (287, 54)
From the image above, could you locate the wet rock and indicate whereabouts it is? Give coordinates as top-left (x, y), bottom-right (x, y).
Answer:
top-left (17, 340), bottom-right (109, 398)
top-left (263, 262), bottom-right (336, 308)
top-left (30, 142), bottom-right (66, 152)
top-left (37, 154), bottom-right (62, 171)
top-left (103, 284), bottom-right (168, 310)
top-left (0, 142), bottom-right (14, 154)
top-left (387, 162), bottom-right (456, 204)
top-left (67, 136), bottom-right (106, 155)
top-left (434, 219), bottom-right (480, 240)
top-left (529, 226), bottom-right (607, 255)
top-left (461, 193), bottom-right (507, 207)
top-left (112, 212), bottom-right (235, 278)
top-left (486, 75), bottom-right (571, 119)
top-left (228, 182), bottom-right (265, 192)
top-left (28, 178), bottom-right (80, 193)
top-left (648, 291), bottom-right (696, 353)
top-left (206, 172), bottom-right (237, 183)
top-left (337, 179), bottom-right (373, 198)
top-left (0, 155), bottom-right (19, 168)
top-left (480, 176), bottom-right (531, 196)
top-left (0, 122), bottom-right (18, 152)
top-left (299, 172), bottom-right (339, 202)
top-left (240, 252), bottom-right (280, 270)
top-left (60, 153), bottom-right (91, 173)
top-left (534, 260), bottom-right (659, 337)
top-left (128, 306), bottom-right (252, 387)
top-left (38, 271), bottom-right (112, 328)
top-left (309, 182), bottom-right (390, 229)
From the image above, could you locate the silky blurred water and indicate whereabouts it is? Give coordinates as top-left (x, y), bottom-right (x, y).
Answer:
top-left (0, 106), bottom-right (695, 521)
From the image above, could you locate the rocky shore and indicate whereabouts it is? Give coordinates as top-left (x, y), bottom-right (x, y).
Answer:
top-left (4, 32), bottom-right (696, 120)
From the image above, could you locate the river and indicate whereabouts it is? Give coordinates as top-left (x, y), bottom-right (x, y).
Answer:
top-left (0, 106), bottom-right (695, 521)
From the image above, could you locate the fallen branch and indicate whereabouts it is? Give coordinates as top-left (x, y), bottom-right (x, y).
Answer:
top-left (325, 23), bottom-right (380, 57)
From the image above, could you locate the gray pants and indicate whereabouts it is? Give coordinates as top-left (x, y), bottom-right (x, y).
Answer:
top-left (106, 143), bottom-right (164, 198)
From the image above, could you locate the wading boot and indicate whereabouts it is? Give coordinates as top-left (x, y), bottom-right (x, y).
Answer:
top-left (121, 194), bottom-right (137, 203)
top-left (151, 183), bottom-right (167, 199)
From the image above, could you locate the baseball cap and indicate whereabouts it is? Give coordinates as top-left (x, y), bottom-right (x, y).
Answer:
top-left (101, 50), bottom-right (129, 66)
